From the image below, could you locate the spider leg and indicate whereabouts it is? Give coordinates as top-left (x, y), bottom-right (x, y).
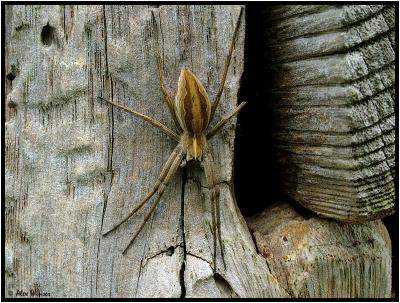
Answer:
top-left (207, 101), bottom-right (246, 139)
top-left (150, 11), bottom-right (181, 130)
top-left (97, 96), bottom-right (179, 141)
top-left (203, 148), bottom-right (226, 272)
top-left (103, 144), bottom-right (184, 237)
top-left (122, 145), bottom-right (185, 255)
top-left (210, 6), bottom-right (243, 122)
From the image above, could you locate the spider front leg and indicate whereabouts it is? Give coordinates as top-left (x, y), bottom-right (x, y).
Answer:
top-left (150, 10), bottom-right (181, 130)
top-left (210, 6), bottom-right (243, 122)
top-left (207, 101), bottom-right (246, 139)
top-left (103, 143), bottom-right (185, 255)
top-left (97, 96), bottom-right (179, 141)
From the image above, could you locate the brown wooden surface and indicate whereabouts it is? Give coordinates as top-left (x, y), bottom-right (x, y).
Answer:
top-left (4, 5), bottom-right (286, 298)
top-left (266, 5), bottom-right (395, 222)
top-left (247, 201), bottom-right (392, 298)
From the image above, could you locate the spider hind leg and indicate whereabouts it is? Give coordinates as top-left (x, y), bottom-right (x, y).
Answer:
top-left (122, 145), bottom-right (185, 255)
top-left (202, 148), bottom-right (226, 272)
top-left (103, 144), bottom-right (185, 255)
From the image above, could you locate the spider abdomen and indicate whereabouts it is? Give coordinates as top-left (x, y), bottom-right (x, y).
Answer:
top-left (175, 68), bottom-right (211, 136)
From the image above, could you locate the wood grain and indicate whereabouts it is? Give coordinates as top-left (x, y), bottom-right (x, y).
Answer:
top-left (247, 201), bottom-right (392, 298)
top-left (4, 5), bottom-right (286, 298)
top-left (265, 5), bottom-right (395, 222)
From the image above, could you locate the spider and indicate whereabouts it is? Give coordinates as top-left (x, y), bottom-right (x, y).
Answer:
top-left (99, 7), bottom-right (245, 272)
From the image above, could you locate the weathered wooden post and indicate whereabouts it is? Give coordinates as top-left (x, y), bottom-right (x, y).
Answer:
top-left (4, 5), bottom-right (285, 298)
top-left (5, 4), bottom-right (394, 298)
top-left (247, 4), bottom-right (394, 298)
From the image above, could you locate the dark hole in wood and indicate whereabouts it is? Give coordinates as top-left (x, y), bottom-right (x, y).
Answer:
top-left (6, 65), bottom-right (19, 99)
top-left (213, 272), bottom-right (226, 283)
top-left (6, 64), bottom-right (18, 84)
top-left (235, 6), bottom-right (285, 218)
top-left (41, 24), bottom-right (56, 46)
top-left (7, 100), bottom-right (17, 109)
top-left (166, 246), bottom-right (174, 256)
top-left (214, 272), bottom-right (236, 296)
top-left (6, 72), bottom-right (16, 82)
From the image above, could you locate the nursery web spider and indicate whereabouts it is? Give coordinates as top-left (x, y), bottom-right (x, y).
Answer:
top-left (99, 7), bottom-right (244, 272)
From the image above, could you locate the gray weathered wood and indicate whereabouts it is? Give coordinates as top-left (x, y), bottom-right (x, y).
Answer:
top-left (247, 201), bottom-right (392, 298)
top-left (5, 5), bottom-right (287, 298)
top-left (265, 5), bottom-right (395, 222)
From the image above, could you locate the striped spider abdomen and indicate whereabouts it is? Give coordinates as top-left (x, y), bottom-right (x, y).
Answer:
top-left (175, 68), bottom-right (211, 161)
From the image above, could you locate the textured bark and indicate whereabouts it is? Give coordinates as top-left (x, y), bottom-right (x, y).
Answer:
top-left (266, 5), bottom-right (395, 222)
top-left (247, 201), bottom-right (392, 298)
top-left (4, 5), bottom-right (287, 298)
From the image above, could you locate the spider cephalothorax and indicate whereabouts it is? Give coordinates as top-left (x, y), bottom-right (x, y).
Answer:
top-left (100, 7), bottom-right (244, 272)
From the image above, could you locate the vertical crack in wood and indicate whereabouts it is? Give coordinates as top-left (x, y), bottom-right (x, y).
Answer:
top-left (179, 166), bottom-right (188, 298)
top-left (109, 257), bottom-right (115, 297)
top-left (102, 5), bottom-right (109, 75)
top-left (135, 257), bottom-right (144, 297)
top-left (95, 6), bottom-right (115, 295)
